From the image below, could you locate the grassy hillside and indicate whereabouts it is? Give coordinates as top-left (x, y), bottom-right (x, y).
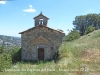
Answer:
top-left (0, 35), bottom-right (21, 47)
top-left (0, 30), bottom-right (100, 75)
top-left (59, 29), bottom-right (100, 75)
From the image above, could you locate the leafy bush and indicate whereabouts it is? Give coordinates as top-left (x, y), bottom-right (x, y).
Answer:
top-left (0, 46), bottom-right (12, 71)
top-left (65, 30), bottom-right (80, 41)
top-left (9, 47), bottom-right (21, 63)
top-left (0, 46), bottom-right (21, 71)
top-left (0, 46), bottom-right (4, 54)
top-left (85, 26), bottom-right (95, 34)
top-left (52, 50), bottom-right (60, 63)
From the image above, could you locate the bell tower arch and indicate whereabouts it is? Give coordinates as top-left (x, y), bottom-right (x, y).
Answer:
top-left (33, 12), bottom-right (49, 27)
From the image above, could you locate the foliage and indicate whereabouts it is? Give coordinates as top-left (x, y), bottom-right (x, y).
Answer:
top-left (0, 46), bottom-right (4, 54)
top-left (1, 30), bottom-right (100, 75)
top-left (0, 46), bottom-right (12, 71)
top-left (9, 47), bottom-right (21, 63)
top-left (65, 30), bottom-right (80, 41)
top-left (85, 26), bottom-right (95, 34)
top-left (73, 13), bottom-right (100, 35)
top-left (53, 50), bottom-right (60, 63)
top-left (0, 46), bottom-right (21, 71)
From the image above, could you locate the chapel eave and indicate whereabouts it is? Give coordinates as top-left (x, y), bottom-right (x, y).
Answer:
top-left (19, 25), bottom-right (65, 34)
top-left (33, 13), bottom-right (49, 19)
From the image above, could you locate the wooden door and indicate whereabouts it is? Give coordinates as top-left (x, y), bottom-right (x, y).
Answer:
top-left (38, 48), bottom-right (44, 60)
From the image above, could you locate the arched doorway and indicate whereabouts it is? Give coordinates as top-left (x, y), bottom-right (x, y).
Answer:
top-left (38, 48), bottom-right (44, 60)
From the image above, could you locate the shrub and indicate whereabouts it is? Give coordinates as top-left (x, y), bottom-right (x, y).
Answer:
top-left (9, 47), bottom-right (21, 63)
top-left (65, 30), bottom-right (80, 41)
top-left (54, 50), bottom-right (60, 63)
top-left (0, 46), bottom-right (4, 54)
top-left (0, 46), bottom-right (21, 71)
top-left (85, 26), bottom-right (95, 34)
top-left (0, 46), bottom-right (12, 71)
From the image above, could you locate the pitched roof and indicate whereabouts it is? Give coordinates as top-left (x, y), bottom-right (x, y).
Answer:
top-left (19, 25), bottom-right (65, 34)
top-left (33, 13), bottom-right (49, 19)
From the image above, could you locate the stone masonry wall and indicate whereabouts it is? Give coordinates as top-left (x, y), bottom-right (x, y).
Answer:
top-left (34, 15), bottom-right (48, 26)
top-left (21, 26), bottom-right (65, 61)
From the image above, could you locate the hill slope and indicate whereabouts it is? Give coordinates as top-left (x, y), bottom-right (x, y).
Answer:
top-left (1, 30), bottom-right (100, 75)
top-left (59, 29), bottom-right (100, 75)
top-left (0, 35), bottom-right (21, 47)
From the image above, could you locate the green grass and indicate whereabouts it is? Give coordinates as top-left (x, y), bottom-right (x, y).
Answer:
top-left (1, 30), bottom-right (100, 75)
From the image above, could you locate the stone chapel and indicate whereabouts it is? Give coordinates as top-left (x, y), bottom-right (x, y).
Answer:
top-left (19, 12), bottom-right (65, 61)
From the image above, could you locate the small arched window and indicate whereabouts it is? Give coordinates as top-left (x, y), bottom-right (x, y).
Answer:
top-left (39, 19), bottom-right (43, 25)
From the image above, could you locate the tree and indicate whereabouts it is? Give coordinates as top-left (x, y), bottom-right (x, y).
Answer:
top-left (73, 14), bottom-right (100, 35)
top-left (65, 30), bottom-right (80, 41)
top-left (85, 26), bottom-right (95, 34)
top-left (73, 15), bottom-right (86, 35)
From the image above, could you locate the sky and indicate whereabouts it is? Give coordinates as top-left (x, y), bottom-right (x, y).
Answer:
top-left (0, 0), bottom-right (100, 37)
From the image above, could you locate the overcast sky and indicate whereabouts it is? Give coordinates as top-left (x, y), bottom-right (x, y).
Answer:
top-left (0, 0), bottom-right (100, 37)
